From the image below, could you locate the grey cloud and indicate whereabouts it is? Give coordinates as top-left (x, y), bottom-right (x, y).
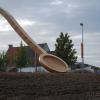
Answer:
top-left (0, 0), bottom-right (100, 66)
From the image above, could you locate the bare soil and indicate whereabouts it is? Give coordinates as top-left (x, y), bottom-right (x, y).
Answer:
top-left (0, 72), bottom-right (100, 100)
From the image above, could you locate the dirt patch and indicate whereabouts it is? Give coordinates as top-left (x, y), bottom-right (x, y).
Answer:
top-left (0, 72), bottom-right (100, 100)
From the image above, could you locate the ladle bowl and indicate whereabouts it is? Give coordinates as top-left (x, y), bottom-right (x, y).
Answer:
top-left (39, 54), bottom-right (68, 72)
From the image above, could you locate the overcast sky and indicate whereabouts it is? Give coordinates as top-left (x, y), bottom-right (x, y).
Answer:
top-left (0, 0), bottom-right (100, 67)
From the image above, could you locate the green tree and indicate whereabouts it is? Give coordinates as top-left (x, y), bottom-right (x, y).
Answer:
top-left (14, 42), bottom-right (27, 72)
top-left (0, 51), bottom-right (7, 71)
top-left (27, 57), bottom-right (33, 66)
top-left (55, 32), bottom-right (77, 66)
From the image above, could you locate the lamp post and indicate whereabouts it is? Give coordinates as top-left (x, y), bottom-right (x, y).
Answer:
top-left (80, 23), bottom-right (84, 66)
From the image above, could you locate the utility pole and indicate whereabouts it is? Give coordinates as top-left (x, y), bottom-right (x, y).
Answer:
top-left (35, 52), bottom-right (37, 72)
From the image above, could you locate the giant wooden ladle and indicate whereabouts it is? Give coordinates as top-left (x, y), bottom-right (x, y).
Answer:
top-left (0, 7), bottom-right (68, 72)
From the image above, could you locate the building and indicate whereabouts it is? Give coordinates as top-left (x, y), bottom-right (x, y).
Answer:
top-left (7, 43), bottom-right (50, 67)
top-left (91, 66), bottom-right (100, 74)
top-left (71, 62), bottom-right (100, 74)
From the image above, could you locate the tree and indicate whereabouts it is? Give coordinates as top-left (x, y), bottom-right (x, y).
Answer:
top-left (55, 32), bottom-right (77, 66)
top-left (14, 42), bottom-right (27, 72)
top-left (0, 51), bottom-right (7, 71)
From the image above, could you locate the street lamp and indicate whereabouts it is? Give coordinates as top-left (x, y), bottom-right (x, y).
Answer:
top-left (80, 23), bottom-right (84, 66)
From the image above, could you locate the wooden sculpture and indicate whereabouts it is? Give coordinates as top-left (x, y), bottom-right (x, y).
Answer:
top-left (0, 7), bottom-right (68, 72)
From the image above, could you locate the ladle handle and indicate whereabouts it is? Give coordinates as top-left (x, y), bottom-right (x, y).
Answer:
top-left (0, 7), bottom-right (47, 56)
